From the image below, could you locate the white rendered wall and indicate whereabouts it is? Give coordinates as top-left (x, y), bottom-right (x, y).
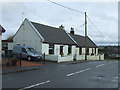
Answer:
top-left (72, 46), bottom-right (76, 55)
top-left (63, 45), bottom-right (68, 56)
top-left (42, 43), bottom-right (49, 54)
top-left (13, 19), bottom-right (42, 53)
top-left (58, 55), bottom-right (73, 63)
top-left (45, 55), bottom-right (58, 62)
top-left (76, 47), bottom-right (79, 55)
top-left (54, 45), bottom-right (60, 55)
top-left (82, 48), bottom-right (85, 54)
top-left (44, 44), bottom-right (74, 62)
top-left (89, 48), bottom-right (92, 55)
top-left (75, 47), bottom-right (104, 60)
top-left (96, 48), bottom-right (98, 55)
top-left (76, 55), bottom-right (85, 60)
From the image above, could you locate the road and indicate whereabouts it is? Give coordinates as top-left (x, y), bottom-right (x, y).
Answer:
top-left (2, 60), bottom-right (119, 89)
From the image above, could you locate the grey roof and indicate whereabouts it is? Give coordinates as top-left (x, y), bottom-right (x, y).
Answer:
top-left (69, 33), bottom-right (97, 48)
top-left (0, 25), bottom-right (6, 33)
top-left (31, 22), bottom-right (76, 45)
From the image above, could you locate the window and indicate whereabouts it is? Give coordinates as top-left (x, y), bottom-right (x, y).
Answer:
top-left (91, 48), bottom-right (94, 55)
top-left (26, 48), bottom-right (36, 53)
top-left (22, 48), bottom-right (27, 53)
top-left (86, 48), bottom-right (89, 55)
top-left (2, 43), bottom-right (8, 50)
top-left (68, 45), bottom-right (72, 55)
top-left (79, 47), bottom-right (82, 55)
top-left (49, 44), bottom-right (54, 54)
top-left (60, 46), bottom-right (63, 56)
top-left (95, 48), bottom-right (96, 54)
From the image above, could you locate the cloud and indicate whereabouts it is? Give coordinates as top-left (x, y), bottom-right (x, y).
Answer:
top-left (1, 1), bottom-right (118, 46)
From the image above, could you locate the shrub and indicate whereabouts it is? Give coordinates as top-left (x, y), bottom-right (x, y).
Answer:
top-left (10, 57), bottom-right (19, 66)
top-left (60, 52), bottom-right (64, 57)
top-left (67, 53), bottom-right (71, 56)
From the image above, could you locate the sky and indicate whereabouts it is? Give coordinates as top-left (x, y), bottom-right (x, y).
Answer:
top-left (1, 0), bottom-right (118, 46)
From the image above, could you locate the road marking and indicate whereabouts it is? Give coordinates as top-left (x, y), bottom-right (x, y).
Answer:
top-left (19, 80), bottom-right (50, 90)
top-left (67, 68), bottom-right (91, 77)
top-left (96, 64), bottom-right (105, 67)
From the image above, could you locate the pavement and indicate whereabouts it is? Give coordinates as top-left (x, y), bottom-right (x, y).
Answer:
top-left (2, 60), bottom-right (119, 88)
top-left (2, 60), bottom-right (44, 74)
top-left (2, 59), bottom-right (100, 74)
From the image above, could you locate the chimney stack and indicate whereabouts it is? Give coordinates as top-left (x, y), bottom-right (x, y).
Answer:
top-left (59, 25), bottom-right (65, 30)
top-left (70, 27), bottom-right (74, 34)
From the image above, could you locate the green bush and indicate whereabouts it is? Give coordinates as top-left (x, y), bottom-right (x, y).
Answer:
top-left (60, 52), bottom-right (64, 57)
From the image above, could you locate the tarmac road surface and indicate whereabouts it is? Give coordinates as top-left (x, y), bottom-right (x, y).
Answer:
top-left (2, 60), bottom-right (119, 89)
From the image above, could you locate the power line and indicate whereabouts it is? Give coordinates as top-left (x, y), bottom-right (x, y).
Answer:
top-left (75, 23), bottom-right (85, 31)
top-left (86, 15), bottom-right (117, 43)
top-left (47, 0), bottom-right (84, 14)
top-left (86, 15), bottom-right (105, 38)
top-left (78, 23), bottom-right (85, 28)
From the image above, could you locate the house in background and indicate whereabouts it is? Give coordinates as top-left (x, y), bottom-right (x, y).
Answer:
top-left (3, 18), bottom-right (104, 62)
top-left (2, 36), bottom-right (13, 57)
top-left (69, 29), bottom-right (104, 60)
top-left (0, 25), bottom-right (6, 63)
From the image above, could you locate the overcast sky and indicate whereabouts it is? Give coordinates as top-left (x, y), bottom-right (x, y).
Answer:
top-left (1, 0), bottom-right (118, 46)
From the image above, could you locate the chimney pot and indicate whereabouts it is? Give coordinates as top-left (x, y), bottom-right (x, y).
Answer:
top-left (59, 25), bottom-right (65, 30)
top-left (70, 27), bottom-right (74, 34)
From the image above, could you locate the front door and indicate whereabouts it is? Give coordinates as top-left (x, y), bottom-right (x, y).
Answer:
top-left (60, 46), bottom-right (63, 56)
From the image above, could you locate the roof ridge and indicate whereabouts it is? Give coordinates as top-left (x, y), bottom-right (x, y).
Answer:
top-left (69, 33), bottom-right (84, 37)
top-left (30, 21), bottom-right (60, 30)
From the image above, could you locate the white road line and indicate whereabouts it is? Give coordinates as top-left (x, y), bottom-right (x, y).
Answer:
top-left (96, 64), bottom-right (105, 67)
top-left (67, 68), bottom-right (91, 77)
top-left (108, 61), bottom-right (118, 64)
top-left (19, 80), bottom-right (50, 90)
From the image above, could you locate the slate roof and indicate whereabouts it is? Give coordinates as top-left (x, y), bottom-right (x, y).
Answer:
top-left (31, 22), bottom-right (76, 45)
top-left (69, 33), bottom-right (97, 48)
top-left (0, 25), bottom-right (6, 33)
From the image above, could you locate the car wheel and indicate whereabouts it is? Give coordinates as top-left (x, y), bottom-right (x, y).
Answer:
top-left (27, 56), bottom-right (31, 61)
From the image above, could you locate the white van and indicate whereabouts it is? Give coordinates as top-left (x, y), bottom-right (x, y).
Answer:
top-left (12, 45), bottom-right (42, 61)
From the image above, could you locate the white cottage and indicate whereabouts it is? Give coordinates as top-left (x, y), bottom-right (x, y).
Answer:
top-left (13, 18), bottom-right (77, 62)
top-left (7, 18), bottom-right (104, 62)
top-left (69, 29), bottom-right (104, 60)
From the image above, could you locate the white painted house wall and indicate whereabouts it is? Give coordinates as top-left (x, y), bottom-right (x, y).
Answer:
top-left (44, 44), bottom-right (75, 62)
top-left (13, 19), bottom-right (43, 53)
top-left (42, 43), bottom-right (49, 54)
top-left (63, 45), bottom-right (68, 56)
top-left (54, 44), bottom-right (60, 56)
top-left (76, 47), bottom-right (103, 60)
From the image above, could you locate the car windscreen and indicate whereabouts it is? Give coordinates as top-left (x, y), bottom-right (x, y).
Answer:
top-left (26, 48), bottom-right (36, 53)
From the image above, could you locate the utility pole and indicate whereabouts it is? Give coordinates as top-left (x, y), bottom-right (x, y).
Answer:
top-left (85, 12), bottom-right (87, 61)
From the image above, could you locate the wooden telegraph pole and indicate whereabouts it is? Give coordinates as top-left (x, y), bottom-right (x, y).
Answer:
top-left (85, 12), bottom-right (87, 61)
